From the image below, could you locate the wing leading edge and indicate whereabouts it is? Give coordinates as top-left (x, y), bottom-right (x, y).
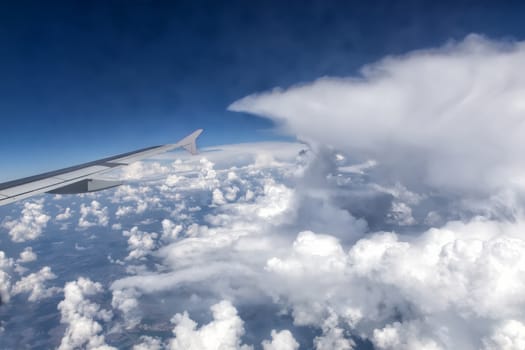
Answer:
top-left (0, 129), bottom-right (203, 207)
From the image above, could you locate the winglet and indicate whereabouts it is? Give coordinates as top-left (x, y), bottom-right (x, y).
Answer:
top-left (176, 129), bottom-right (203, 155)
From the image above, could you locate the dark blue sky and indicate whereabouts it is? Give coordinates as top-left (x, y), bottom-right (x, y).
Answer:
top-left (1, 0), bottom-right (525, 180)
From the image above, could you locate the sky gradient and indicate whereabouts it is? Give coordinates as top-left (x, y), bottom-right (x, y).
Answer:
top-left (2, 0), bottom-right (525, 180)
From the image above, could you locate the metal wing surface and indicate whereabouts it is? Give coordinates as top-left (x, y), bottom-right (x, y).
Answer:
top-left (0, 129), bottom-right (203, 206)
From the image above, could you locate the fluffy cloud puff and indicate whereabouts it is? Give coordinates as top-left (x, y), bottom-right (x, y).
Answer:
top-left (111, 288), bottom-right (141, 329)
top-left (264, 218), bottom-right (525, 349)
top-left (482, 320), bottom-right (525, 350)
top-left (262, 330), bottom-right (299, 350)
top-left (161, 219), bottom-right (183, 242)
top-left (168, 300), bottom-right (252, 350)
top-left (162, 300), bottom-right (301, 350)
top-left (0, 251), bottom-right (13, 303)
top-left (120, 161), bottom-right (169, 180)
top-left (2, 200), bottom-right (50, 242)
top-left (57, 277), bottom-right (115, 350)
top-left (123, 226), bottom-right (158, 260)
top-left (11, 266), bottom-right (60, 302)
top-left (111, 174), bottom-right (298, 295)
top-left (56, 207), bottom-right (72, 221)
top-left (229, 35), bottom-right (525, 196)
top-left (17, 247), bottom-right (37, 263)
top-left (78, 200), bottom-right (109, 228)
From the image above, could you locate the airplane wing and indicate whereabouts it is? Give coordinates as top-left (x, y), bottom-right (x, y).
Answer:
top-left (0, 129), bottom-right (203, 207)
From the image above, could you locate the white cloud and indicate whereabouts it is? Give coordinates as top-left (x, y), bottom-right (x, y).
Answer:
top-left (386, 201), bottom-right (416, 226)
top-left (314, 314), bottom-right (355, 350)
top-left (483, 320), bottom-right (525, 350)
top-left (229, 35), bottom-right (525, 196)
top-left (112, 185), bottom-right (148, 202)
top-left (266, 231), bottom-right (347, 280)
top-left (168, 300), bottom-right (252, 350)
top-left (2, 200), bottom-right (50, 242)
top-left (116, 201), bottom-right (148, 218)
top-left (56, 207), bottom-right (72, 221)
top-left (372, 321), bottom-right (442, 350)
top-left (211, 188), bottom-right (227, 206)
top-left (165, 174), bottom-right (182, 186)
top-left (111, 185), bottom-right (158, 217)
top-left (161, 219), bottom-right (183, 242)
top-left (255, 180), bottom-right (293, 220)
top-left (0, 251), bottom-right (14, 304)
top-left (111, 288), bottom-right (141, 329)
top-left (11, 266), bottom-right (60, 302)
top-left (262, 218), bottom-right (525, 349)
top-left (17, 247), bottom-right (37, 263)
top-left (78, 200), bottom-right (109, 228)
top-left (115, 205), bottom-right (133, 217)
top-left (262, 330), bottom-right (299, 350)
top-left (120, 161), bottom-right (169, 180)
top-left (123, 226), bottom-right (158, 260)
top-left (57, 277), bottom-right (115, 350)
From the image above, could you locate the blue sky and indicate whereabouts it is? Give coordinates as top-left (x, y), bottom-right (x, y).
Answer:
top-left (1, 0), bottom-right (525, 181)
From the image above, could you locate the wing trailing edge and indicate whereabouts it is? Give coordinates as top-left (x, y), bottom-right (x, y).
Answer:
top-left (46, 179), bottom-right (123, 194)
top-left (0, 129), bottom-right (203, 206)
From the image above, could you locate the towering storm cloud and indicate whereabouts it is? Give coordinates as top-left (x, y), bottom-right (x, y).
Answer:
top-left (230, 35), bottom-right (525, 195)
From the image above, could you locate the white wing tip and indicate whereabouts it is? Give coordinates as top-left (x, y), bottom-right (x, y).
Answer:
top-left (177, 129), bottom-right (203, 155)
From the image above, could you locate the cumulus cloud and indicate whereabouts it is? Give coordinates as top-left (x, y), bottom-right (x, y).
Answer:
top-left (116, 203), bottom-right (151, 218)
top-left (2, 200), bottom-right (50, 242)
top-left (111, 172), bottom-right (300, 295)
top-left (230, 35), bottom-right (525, 196)
top-left (11, 266), bottom-right (60, 302)
top-left (78, 200), bottom-right (109, 228)
top-left (314, 314), bottom-right (355, 350)
top-left (56, 207), bottom-right (72, 221)
top-left (0, 251), bottom-right (14, 303)
top-left (123, 226), bottom-right (158, 260)
top-left (482, 320), bottom-right (525, 350)
top-left (111, 185), bottom-right (157, 217)
top-left (262, 330), bottom-right (299, 350)
top-left (17, 246), bottom-right (37, 263)
top-left (165, 174), bottom-right (182, 187)
top-left (120, 161), bottom-right (169, 180)
top-left (57, 277), bottom-right (115, 350)
top-left (111, 288), bottom-right (141, 329)
top-left (161, 219), bottom-right (183, 241)
top-left (168, 300), bottom-right (252, 350)
top-left (372, 320), bottom-right (442, 350)
top-left (262, 218), bottom-right (525, 349)
top-left (211, 188), bottom-right (227, 206)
